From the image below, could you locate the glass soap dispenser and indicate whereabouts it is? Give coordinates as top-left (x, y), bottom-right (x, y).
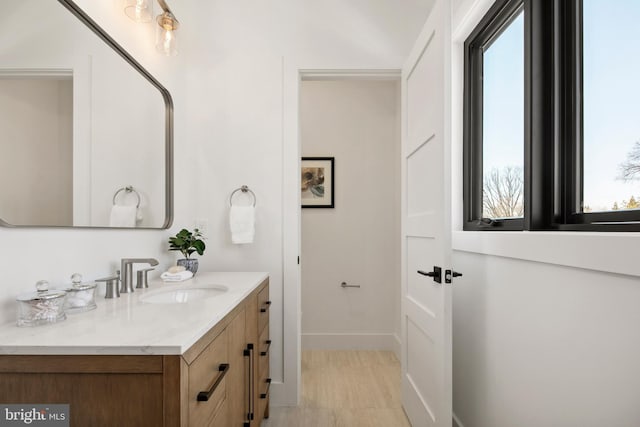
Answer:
top-left (16, 280), bottom-right (67, 327)
top-left (64, 273), bottom-right (97, 314)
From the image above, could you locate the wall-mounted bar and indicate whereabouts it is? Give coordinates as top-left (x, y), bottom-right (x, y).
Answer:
top-left (340, 282), bottom-right (361, 288)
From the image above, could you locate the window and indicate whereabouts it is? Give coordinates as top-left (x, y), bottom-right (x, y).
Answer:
top-left (464, 0), bottom-right (640, 231)
top-left (464, 0), bottom-right (525, 230)
top-left (581, 0), bottom-right (640, 215)
top-left (482, 10), bottom-right (524, 221)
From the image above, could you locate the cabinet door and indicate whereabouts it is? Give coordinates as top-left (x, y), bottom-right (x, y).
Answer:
top-left (0, 356), bottom-right (164, 427)
top-left (227, 309), bottom-right (247, 426)
top-left (245, 288), bottom-right (259, 426)
top-left (188, 330), bottom-right (228, 427)
top-left (257, 320), bottom-right (271, 421)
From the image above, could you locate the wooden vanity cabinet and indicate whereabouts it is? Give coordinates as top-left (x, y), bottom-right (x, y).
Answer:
top-left (0, 278), bottom-right (270, 427)
top-left (256, 285), bottom-right (271, 422)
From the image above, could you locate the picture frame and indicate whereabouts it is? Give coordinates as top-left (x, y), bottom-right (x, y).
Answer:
top-left (301, 157), bottom-right (334, 208)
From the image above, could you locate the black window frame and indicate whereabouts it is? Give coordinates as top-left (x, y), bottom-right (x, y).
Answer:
top-left (463, 0), bottom-right (526, 231)
top-left (464, 0), bottom-right (640, 232)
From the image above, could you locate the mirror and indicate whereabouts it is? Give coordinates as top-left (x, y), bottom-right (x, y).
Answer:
top-left (0, 0), bottom-right (173, 228)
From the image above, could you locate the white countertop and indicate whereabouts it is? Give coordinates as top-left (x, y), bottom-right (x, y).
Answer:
top-left (0, 272), bottom-right (268, 356)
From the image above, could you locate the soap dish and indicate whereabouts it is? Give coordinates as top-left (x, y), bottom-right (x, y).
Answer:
top-left (16, 280), bottom-right (67, 327)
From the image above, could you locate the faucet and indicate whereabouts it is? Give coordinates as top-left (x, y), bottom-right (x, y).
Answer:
top-left (120, 258), bottom-right (159, 293)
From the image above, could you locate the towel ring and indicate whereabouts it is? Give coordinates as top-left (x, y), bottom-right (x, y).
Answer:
top-left (230, 185), bottom-right (256, 207)
top-left (113, 186), bottom-right (141, 208)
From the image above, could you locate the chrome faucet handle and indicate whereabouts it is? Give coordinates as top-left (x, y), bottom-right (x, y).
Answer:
top-left (96, 272), bottom-right (120, 299)
top-left (136, 268), bottom-right (155, 289)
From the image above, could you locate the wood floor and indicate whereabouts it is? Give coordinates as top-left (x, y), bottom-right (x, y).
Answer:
top-left (262, 350), bottom-right (411, 427)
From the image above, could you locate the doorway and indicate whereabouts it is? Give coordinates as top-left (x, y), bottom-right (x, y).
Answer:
top-left (299, 76), bottom-right (401, 352)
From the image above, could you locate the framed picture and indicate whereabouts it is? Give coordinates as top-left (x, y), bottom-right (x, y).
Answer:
top-left (301, 157), bottom-right (334, 208)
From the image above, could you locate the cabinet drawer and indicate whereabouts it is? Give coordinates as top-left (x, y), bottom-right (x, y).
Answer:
top-left (188, 329), bottom-right (229, 427)
top-left (257, 286), bottom-right (270, 335)
top-left (258, 325), bottom-right (270, 379)
top-left (258, 376), bottom-right (271, 420)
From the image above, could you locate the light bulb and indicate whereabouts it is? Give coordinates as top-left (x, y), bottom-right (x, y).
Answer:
top-left (155, 12), bottom-right (179, 56)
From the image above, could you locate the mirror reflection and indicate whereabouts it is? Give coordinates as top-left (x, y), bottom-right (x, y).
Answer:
top-left (0, 0), bottom-right (172, 228)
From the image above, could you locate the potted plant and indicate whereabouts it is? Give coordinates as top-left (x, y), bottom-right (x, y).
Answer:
top-left (168, 228), bottom-right (206, 275)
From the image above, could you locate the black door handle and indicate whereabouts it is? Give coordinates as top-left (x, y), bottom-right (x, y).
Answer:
top-left (417, 266), bottom-right (442, 283)
top-left (444, 269), bottom-right (463, 284)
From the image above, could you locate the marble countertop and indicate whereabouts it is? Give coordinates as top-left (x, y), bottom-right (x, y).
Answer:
top-left (0, 272), bottom-right (268, 356)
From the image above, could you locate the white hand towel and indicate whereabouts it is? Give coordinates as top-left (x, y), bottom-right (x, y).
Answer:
top-left (110, 205), bottom-right (137, 227)
top-left (230, 205), bottom-right (255, 244)
top-left (160, 270), bottom-right (193, 282)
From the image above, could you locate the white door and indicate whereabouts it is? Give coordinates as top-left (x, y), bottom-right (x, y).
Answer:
top-left (400, 0), bottom-right (452, 426)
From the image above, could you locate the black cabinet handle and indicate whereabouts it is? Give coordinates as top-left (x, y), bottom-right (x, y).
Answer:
top-left (244, 344), bottom-right (254, 422)
top-left (197, 363), bottom-right (229, 402)
top-left (260, 378), bottom-right (272, 399)
top-left (260, 340), bottom-right (272, 356)
top-left (260, 301), bottom-right (272, 313)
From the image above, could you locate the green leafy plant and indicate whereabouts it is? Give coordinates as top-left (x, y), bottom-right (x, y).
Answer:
top-left (168, 228), bottom-right (206, 259)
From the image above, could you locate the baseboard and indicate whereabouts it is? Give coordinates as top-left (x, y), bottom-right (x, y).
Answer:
top-left (269, 381), bottom-right (295, 407)
top-left (302, 333), bottom-right (398, 350)
top-left (453, 411), bottom-right (465, 427)
top-left (392, 332), bottom-right (401, 360)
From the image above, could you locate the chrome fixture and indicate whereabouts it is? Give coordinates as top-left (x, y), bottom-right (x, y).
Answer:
top-left (96, 273), bottom-right (121, 299)
top-left (124, 0), bottom-right (180, 56)
top-left (340, 281), bottom-right (361, 288)
top-left (136, 268), bottom-right (155, 289)
top-left (120, 258), bottom-right (159, 293)
top-left (113, 186), bottom-right (141, 208)
top-left (230, 185), bottom-right (257, 207)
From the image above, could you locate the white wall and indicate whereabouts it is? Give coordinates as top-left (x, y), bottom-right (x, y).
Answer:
top-left (299, 79), bottom-right (400, 351)
top-left (0, 0), bottom-right (433, 407)
top-left (88, 47), bottom-right (165, 228)
top-left (179, 0), bottom-right (433, 405)
top-left (452, 250), bottom-right (640, 427)
top-left (451, 1), bottom-right (640, 426)
top-left (0, 78), bottom-right (73, 226)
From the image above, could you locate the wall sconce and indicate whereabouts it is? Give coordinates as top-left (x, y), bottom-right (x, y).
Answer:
top-left (124, 0), bottom-right (179, 56)
top-left (124, 0), bottom-right (152, 23)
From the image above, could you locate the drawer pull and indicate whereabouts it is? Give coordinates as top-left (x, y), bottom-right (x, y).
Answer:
top-left (260, 301), bottom-right (272, 313)
top-left (260, 340), bottom-right (272, 356)
top-left (197, 363), bottom-right (229, 402)
top-left (260, 378), bottom-right (272, 399)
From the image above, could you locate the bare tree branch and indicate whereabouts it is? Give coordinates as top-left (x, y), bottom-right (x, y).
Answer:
top-left (483, 166), bottom-right (524, 219)
top-left (618, 140), bottom-right (640, 181)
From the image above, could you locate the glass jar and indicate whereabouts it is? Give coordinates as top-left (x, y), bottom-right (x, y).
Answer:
top-left (64, 273), bottom-right (97, 314)
top-left (16, 280), bottom-right (67, 327)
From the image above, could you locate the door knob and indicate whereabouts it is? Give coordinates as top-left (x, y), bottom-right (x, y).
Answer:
top-left (417, 266), bottom-right (442, 284)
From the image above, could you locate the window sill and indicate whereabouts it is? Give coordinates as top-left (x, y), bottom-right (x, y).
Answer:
top-left (452, 230), bottom-right (640, 277)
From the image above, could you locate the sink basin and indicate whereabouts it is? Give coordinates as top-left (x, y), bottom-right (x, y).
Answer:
top-left (140, 285), bottom-right (228, 304)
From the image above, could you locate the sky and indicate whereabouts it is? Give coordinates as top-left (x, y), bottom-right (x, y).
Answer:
top-left (482, 1), bottom-right (640, 213)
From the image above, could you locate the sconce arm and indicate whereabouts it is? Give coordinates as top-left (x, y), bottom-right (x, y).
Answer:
top-left (156, 0), bottom-right (172, 14)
